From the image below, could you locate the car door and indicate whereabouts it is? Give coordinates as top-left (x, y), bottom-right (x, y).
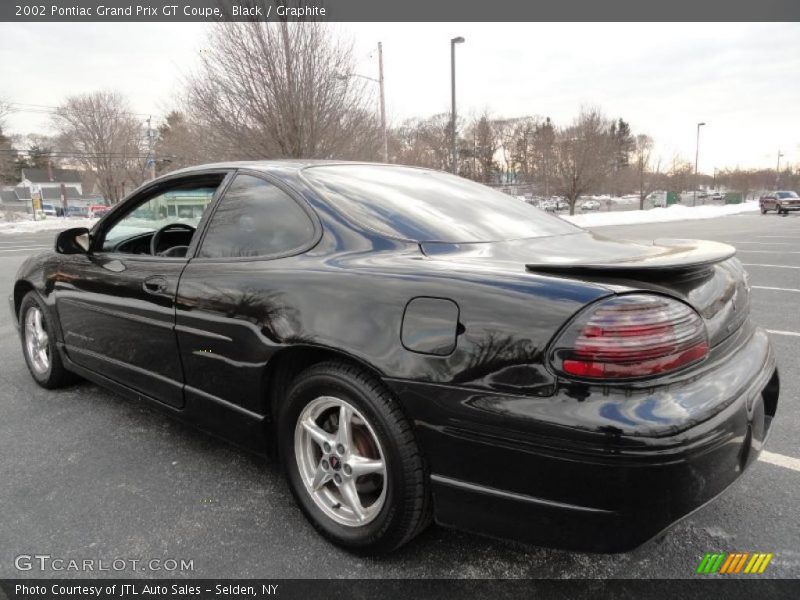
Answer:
top-left (174, 171), bottom-right (319, 420)
top-left (766, 194), bottom-right (777, 210)
top-left (53, 171), bottom-right (231, 408)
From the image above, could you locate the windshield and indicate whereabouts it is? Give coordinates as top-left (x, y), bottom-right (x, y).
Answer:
top-left (776, 191), bottom-right (799, 199)
top-left (303, 165), bottom-right (580, 243)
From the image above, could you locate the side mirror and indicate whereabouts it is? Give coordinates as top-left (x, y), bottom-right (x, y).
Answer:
top-left (56, 227), bottom-right (91, 255)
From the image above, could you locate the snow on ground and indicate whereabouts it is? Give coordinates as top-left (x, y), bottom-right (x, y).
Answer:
top-left (0, 217), bottom-right (99, 234)
top-left (564, 201), bottom-right (759, 228)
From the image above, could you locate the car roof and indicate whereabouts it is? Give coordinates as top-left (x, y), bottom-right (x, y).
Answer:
top-left (165, 159), bottom-right (392, 178)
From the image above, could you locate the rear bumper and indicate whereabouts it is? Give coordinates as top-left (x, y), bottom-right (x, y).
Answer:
top-left (387, 326), bottom-right (778, 552)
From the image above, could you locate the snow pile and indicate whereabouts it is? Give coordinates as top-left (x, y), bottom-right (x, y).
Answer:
top-left (0, 216), bottom-right (98, 234)
top-left (564, 201), bottom-right (759, 228)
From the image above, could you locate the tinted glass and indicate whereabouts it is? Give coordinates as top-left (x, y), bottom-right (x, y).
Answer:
top-left (303, 165), bottom-right (581, 243)
top-left (199, 174), bottom-right (315, 258)
top-left (102, 184), bottom-right (219, 251)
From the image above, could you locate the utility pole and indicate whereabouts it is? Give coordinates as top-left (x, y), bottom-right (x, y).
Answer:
top-left (378, 42), bottom-right (388, 163)
top-left (450, 36), bottom-right (465, 174)
top-left (693, 122), bottom-right (706, 207)
top-left (776, 150), bottom-right (784, 188)
top-left (146, 116), bottom-right (156, 181)
top-left (336, 44), bottom-right (388, 163)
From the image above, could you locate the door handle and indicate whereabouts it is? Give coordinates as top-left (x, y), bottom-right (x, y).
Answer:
top-left (143, 276), bottom-right (168, 294)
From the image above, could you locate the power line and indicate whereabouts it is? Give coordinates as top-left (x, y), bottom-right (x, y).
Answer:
top-left (8, 102), bottom-right (164, 120)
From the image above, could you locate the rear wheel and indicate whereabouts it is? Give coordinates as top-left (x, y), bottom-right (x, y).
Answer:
top-left (278, 361), bottom-right (431, 554)
top-left (19, 291), bottom-right (77, 389)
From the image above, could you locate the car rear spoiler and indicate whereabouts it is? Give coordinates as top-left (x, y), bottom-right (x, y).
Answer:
top-left (525, 239), bottom-right (736, 275)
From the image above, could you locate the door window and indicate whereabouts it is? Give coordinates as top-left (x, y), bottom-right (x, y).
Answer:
top-left (101, 177), bottom-right (224, 255)
top-left (198, 174), bottom-right (315, 259)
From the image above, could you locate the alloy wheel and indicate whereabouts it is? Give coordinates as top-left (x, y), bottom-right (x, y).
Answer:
top-left (24, 306), bottom-right (50, 375)
top-left (294, 396), bottom-right (387, 527)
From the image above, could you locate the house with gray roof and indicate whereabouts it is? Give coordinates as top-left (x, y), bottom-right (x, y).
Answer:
top-left (20, 167), bottom-right (83, 194)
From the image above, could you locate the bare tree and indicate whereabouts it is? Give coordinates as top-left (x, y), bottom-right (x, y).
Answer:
top-left (184, 21), bottom-right (381, 161)
top-left (666, 156), bottom-right (694, 198)
top-left (0, 100), bottom-right (17, 184)
top-left (467, 113), bottom-right (498, 183)
top-left (51, 91), bottom-right (146, 203)
top-left (634, 134), bottom-right (661, 209)
top-left (389, 114), bottom-right (459, 172)
top-left (552, 108), bottom-right (615, 215)
top-left (154, 111), bottom-right (207, 174)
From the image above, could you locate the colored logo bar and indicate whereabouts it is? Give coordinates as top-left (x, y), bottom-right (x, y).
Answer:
top-left (696, 552), bottom-right (773, 574)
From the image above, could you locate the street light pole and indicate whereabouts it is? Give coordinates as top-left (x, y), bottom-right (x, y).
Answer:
top-left (693, 122), bottom-right (706, 207)
top-left (450, 36), bottom-right (465, 175)
top-left (776, 150), bottom-right (784, 188)
top-left (378, 42), bottom-right (388, 163)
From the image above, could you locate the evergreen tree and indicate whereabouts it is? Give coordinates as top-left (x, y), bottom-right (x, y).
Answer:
top-left (0, 127), bottom-right (18, 184)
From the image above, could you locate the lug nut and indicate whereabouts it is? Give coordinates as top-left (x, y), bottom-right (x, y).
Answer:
top-left (323, 442), bottom-right (331, 453)
top-left (336, 444), bottom-right (345, 454)
top-left (321, 459), bottom-right (329, 470)
top-left (343, 464), bottom-right (352, 475)
top-left (334, 474), bottom-right (342, 484)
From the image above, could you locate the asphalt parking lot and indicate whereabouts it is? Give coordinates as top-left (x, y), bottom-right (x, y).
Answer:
top-left (0, 212), bottom-right (798, 579)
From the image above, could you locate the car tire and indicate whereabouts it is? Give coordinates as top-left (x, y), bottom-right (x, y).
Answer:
top-left (278, 361), bottom-right (432, 555)
top-left (19, 291), bottom-right (78, 389)
top-left (761, 206), bottom-right (767, 214)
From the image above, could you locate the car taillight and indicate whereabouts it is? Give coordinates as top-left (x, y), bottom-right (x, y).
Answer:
top-left (550, 294), bottom-right (709, 380)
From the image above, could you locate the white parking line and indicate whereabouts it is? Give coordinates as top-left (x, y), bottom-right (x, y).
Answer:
top-left (752, 286), bottom-right (800, 293)
top-left (725, 241), bottom-right (796, 245)
top-left (766, 329), bottom-right (800, 337)
top-left (738, 250), bottom-right (800, 254)
top-left (741, 263), bottom-right (800, 269)
top-left (754, 235), bottom-right (800, 239)
top-left (760, 451), bottom-right (800, 473)
top-left (0, 246), bottom-right (50, 253)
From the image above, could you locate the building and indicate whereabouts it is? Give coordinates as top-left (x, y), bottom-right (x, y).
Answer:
top-left (19, 167), bottom-right (83, 195)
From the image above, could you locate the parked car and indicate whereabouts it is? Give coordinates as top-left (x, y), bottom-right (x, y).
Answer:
top-left (10, 162), bottom-right (778, 555)
top-left (67, 206), bottom-right (88, 218)
top-left (41, 203), bottom-right (58, 217)
top-left (711, 192), bottom-right (725, 202)
top-left (540, 199), bottom-right (557, 212)
top-left (88, 204), bottom-right (110, 218)
top-left (580, 199), bottom-right (601, 211)
top-left (760, 191), bottom-right (800, 215)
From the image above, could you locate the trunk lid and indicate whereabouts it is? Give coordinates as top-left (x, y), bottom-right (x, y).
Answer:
top-left (420, 232), bottom-right (750, 346)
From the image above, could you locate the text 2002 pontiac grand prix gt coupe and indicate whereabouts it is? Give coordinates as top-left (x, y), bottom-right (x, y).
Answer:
top-left (11, 162), bottom-right (779, 554)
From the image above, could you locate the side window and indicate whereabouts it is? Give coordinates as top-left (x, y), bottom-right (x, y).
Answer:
top-left (198, 174), bottom-right (315, 259)
top-left (101, 179), bottom-right (222, 254)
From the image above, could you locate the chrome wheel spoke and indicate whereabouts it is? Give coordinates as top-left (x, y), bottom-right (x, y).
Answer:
top-left (34, 309), bottom-right (47, 343)
top-left (349, 455), bottom-right (385, 478)
top-left (311, 462), bottom-right (332, 491)
top-left (338, 478), bottom-right (366, 522)
top-left (337, 403), bottom-right (353, 449)
top-left (301, 417), bottom-right (334, 451)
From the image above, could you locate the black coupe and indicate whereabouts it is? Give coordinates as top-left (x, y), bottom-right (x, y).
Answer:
top-left (11, 162), bottom-right (779, 554)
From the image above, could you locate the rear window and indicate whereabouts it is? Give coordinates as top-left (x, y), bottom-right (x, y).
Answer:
top-left (303, 165), bottom-right (580, 243)
top-left (776, 191), bottom-right (798, 199)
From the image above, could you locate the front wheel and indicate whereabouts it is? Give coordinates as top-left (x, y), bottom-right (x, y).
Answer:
top-left (278, 361), bottom-right (431, 554)
top-left (19, 291), bottom-right (78, 389)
